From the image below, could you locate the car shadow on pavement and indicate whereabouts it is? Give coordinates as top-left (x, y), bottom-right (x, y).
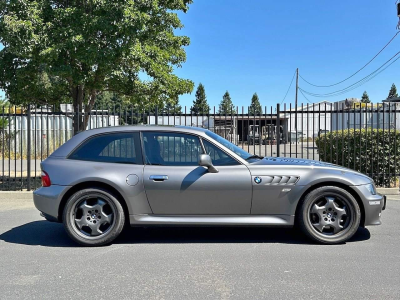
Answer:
top-left (117, 226), bottom-right (371, 245)
top-left (0, 220), bottom-right (371, 247)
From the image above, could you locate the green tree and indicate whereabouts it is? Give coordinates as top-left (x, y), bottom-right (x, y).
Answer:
top-left (218, 91), bottom-right (234, 114)
top-left (387, 83), bottom-right (398, 99)
top-left (191, 83), bottom-right (209, 114)
top-left (249, 93), bottom-right (262, 115)
top-left (361, 91), bottom-right (370, 103)
top-left (0, 0), bottom-right (194, 132)
top-left (0, 95), bottom-right (7, 106)
top-left (163, 98), bottom-right (182, 114)
top-left (0, 95), bottom-right (8, 131)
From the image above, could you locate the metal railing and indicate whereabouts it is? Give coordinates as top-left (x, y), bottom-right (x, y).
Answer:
top-left (0, 102), bottom-right (399, 190)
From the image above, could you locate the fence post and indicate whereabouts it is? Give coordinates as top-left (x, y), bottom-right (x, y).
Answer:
top-left (27, 105), bottom-right (31, 191)
top-left (276, 103), bottom-right (280, 157)
top-left (155, 106), bottom-right (158, 125)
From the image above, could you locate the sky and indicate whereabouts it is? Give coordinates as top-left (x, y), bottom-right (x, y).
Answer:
top-left (1, 0), bottom-right (399, 109)
top-left (174, 0), bottom-right (400, 109)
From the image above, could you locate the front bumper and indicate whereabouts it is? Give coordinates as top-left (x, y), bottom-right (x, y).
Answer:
top-left (33, 185), bottom-right (70, 222)
top-left (383, 195), bottom-right (387, 211)
top-left (351, 185), bottom-right (385, 226)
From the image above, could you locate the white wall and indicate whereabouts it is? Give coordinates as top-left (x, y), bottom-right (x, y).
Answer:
top-left (3, 114), bottom-right (119, 155)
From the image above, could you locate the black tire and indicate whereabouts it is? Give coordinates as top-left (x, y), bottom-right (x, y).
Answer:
top-left (298, 186), bottom-right (361, 244)
top-left (63, 188), bottom-right (125, 246)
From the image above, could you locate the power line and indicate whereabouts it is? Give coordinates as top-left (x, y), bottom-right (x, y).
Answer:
top-left (299, 31), bottom-right (400, 87)
top-left (280, 69), bottom-right (297, 105)
top-left (298, 88), bottom-right (314, 104)
top-left (300, 54), bottom-right (400, 98)
top-left (299, 51), bottom-right (400, 98)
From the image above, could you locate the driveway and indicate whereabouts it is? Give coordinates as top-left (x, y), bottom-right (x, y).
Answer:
top-left (0, 197), bottom-right (399, 299)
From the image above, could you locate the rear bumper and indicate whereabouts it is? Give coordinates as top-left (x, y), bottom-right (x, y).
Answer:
top-left (33, 185), bottom-right (70, 222)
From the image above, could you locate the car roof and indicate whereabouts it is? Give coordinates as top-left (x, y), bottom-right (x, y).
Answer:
top-left (78, 125), bottom-right (209, 135)
top-left (50, 125), bottom-right (210, 158)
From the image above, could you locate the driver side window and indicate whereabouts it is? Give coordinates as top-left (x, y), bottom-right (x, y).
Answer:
top-left (143, 132), bottom-right (202, 166)
top-left (202, 139), bottom-right (240, 166)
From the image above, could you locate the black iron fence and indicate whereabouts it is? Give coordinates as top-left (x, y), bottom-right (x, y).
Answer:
top-left (0, 102), bottom-right (399, 190)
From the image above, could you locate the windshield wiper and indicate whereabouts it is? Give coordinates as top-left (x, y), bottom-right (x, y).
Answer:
top-left (245, 155), bottom-right (264, 160)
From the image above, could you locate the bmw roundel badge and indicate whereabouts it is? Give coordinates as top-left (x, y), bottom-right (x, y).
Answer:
top-left (254, 177), bottom-right (262, 184)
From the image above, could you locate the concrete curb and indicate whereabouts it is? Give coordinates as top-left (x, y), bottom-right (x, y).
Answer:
top-left (376, 188), bottom-right (399, 195)
top-left (0, 191), bottom-right (33, 200)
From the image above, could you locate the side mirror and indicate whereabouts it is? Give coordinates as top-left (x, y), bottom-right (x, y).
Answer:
top-left (199, 154), bottom-right (219, 173)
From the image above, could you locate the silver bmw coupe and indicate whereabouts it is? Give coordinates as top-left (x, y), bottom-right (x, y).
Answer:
top-left (33, 126), bottom-right (385, 246)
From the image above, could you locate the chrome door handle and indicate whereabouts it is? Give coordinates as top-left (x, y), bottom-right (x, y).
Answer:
top-left (149, 175), bottom-right (169, 182)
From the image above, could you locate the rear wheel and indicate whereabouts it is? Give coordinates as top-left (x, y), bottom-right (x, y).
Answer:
top-left (63, 188), bottom-right (125, 246)
top-left (298, 186), bottom-right (361, 244)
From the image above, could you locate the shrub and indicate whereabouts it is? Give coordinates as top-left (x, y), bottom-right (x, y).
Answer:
top-left (315, 129), bottom-right (400, 187)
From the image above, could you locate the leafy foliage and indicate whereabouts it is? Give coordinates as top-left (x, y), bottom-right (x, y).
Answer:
top-left (361, 91), bottom-right (370, 103)
top-left (249, 93), bottom-right (262, 115)
top-left (0, 0), bottom-right (194, 130)
top-left (0, 96), bottom-right (8, 106)
top-left (218, 91), bottom-right (234, 114)
top-left (163, 98), bottom-right (182, 114)
top-left (316, 129), bottom-right (400, 187)
top-left (191, 83), bottom-right (209, 114)
top-left (387, 83), bottom-right (398, 99)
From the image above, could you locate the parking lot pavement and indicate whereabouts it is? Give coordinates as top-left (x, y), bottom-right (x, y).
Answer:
top-left (386, 194), bottom-right (400, 201)
top-left (0, 199), bottom-right (399, 300)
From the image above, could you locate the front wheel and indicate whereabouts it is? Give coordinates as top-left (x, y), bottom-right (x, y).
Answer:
top-left (63, 188), bottom-right (125, 246)
top-left (298, 186), bottom-right (361, 244)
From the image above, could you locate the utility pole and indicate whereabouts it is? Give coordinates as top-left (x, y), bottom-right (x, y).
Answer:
top-left (295, 68), bottom-right (299, 109)
top-left (397, 1), bottom-right (400, 30)
top-left (295, 68), bottom-right (299, 130)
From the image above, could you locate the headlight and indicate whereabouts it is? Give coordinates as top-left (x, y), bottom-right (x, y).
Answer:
top-left (366, 183), bottom-right (376, 195)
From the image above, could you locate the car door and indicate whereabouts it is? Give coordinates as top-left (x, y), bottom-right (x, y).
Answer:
top-left (142, 131), bottom-right (252, 215)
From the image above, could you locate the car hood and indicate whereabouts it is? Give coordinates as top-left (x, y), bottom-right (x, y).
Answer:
top-left (247, 157), bottom-right (373, 185)
top-left (252, 157), bottom-right (345, 168)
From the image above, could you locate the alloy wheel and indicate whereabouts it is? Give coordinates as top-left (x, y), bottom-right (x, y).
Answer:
top-left (71, 195), bottom-right (116, 238)
top-left (308, 195), bottom-right (353, 236)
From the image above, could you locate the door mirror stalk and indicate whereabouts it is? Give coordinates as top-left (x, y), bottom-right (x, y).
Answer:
top-left (199, 154), bottom-right (219, 173)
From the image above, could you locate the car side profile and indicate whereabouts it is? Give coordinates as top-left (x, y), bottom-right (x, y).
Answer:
top-left (33, 126), bottom-right (385, 246)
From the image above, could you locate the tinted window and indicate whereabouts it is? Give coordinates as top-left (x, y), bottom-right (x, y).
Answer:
top-left (143, 132), bottom-right (202, 166)
top-left (69, 132), bottom-right (142, 164)
top-left (202, 139), bottom-right (240, 166)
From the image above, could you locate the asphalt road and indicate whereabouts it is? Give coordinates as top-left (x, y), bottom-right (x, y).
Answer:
top-left (0, 198), bottom-right (399, 300)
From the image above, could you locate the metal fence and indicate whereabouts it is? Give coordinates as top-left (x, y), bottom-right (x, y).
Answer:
top-left (0, 102), bottom-right (399, 190)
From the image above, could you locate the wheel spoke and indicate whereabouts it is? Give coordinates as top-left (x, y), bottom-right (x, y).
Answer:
top-left (325, 197), bottom-right (336, 210)
top-left (312, 218), bottom-right (329, 232)
top-left (75, 216), bottom-right (88, 230)
top-left (331, 221), bottom-right (343, 234)
top-left (311, 203), bottom-right (325, 218)
top-left (88, 222), bottom-right (103, 236)
top-left (101, 211), bottom-right (112, 224)
top-left (78, 200), bottom-right (94, 215)
top-left (336, 206), bottom-right (347, 219)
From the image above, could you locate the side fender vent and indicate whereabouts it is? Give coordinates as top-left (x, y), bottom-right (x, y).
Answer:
top-left (263, 175), bottom-right (299, 185)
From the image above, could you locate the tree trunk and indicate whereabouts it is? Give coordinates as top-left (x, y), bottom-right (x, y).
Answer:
top-left (72, 85), bottom-right (84, 135)
top-left (83, 90), bottom-right (97, 130)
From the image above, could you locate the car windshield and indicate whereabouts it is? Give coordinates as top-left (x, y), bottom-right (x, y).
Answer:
top-left (205, 131), bottom-right (256, 160)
